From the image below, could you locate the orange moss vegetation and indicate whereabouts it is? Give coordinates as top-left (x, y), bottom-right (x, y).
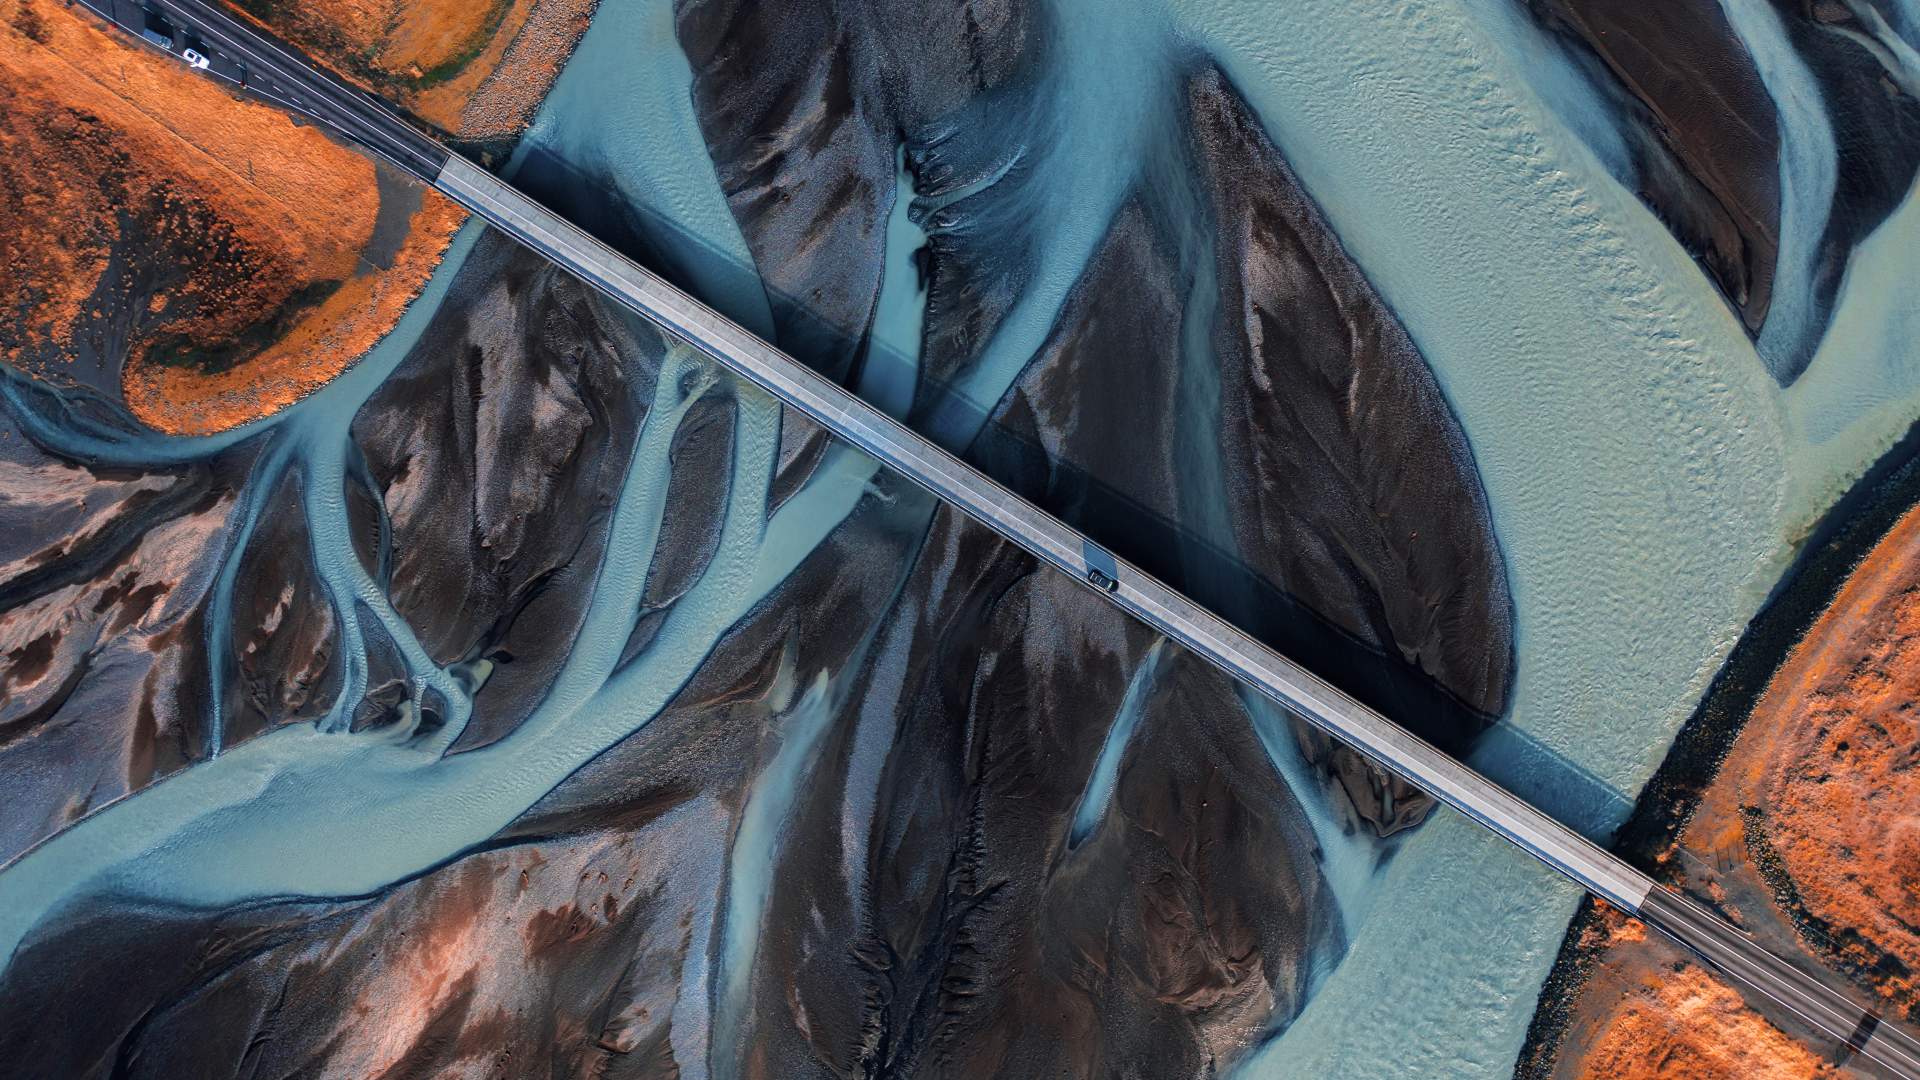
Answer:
top-left (1550, 907), bottom-right (1835, 1079)
top-left (1, 0), bottom-right (373, 355)
top-left (226, 0), bottom-right (597, 143)
top-left (0, 0), bottom-right (463, 434)
top-left (1744, 503), bottom-right (1920, 1010)
top-left (125, 191), bottom-right (463, 435)
top-left (1576, 954), bottom-right (1834, 1080)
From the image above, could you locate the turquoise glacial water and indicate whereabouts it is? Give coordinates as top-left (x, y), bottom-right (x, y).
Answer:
top-left (1069, 640), bottom-right (1172, 847)
top-left (5, 1), bottom-right (1920, 1076)
top-left (859, 147), bottom-right (930, 419)
top-left (505, 0), bottom-right (775, 338)
top-left (1724, 0), bottom-right (1839, 380)
top-left (912, 0), bottom-right (1181, 450)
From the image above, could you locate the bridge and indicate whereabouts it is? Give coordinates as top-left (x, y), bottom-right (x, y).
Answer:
top-left (75, 1), bottom-right (1920, 1073)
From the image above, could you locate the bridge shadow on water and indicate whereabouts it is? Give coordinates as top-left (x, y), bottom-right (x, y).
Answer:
top-left (1469, 727), bottom-right (1635, 846)
top-left (498, 145), bottom-right (1635, 843)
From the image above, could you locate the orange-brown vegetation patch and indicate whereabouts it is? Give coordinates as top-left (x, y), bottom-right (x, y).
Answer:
top-left (1, 0), bottom-right (373, 358)
top-left (125, 192), bottom-right (464, 435)
top-left (1575, 947), bottom-right (1835, 1080)
top-left (0, 0), bottom-right (463, 434)
top-left (225, 0), bottom-right (597, 143)
top-left (1742, 503), bottom-right (1920, 1010)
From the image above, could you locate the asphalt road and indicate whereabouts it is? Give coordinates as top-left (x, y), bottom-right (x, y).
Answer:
top-left (73, 2), bottom-right (1920, 1074)
top-left (76, 0), bottom-right (447, 179)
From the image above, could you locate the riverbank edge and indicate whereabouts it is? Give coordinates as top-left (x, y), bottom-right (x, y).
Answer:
top-left (1513, 413), bottom-right (1920, 1078)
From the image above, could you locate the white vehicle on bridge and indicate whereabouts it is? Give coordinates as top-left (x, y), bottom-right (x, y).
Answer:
top-left (180, 47), bottom-right (210, 70)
